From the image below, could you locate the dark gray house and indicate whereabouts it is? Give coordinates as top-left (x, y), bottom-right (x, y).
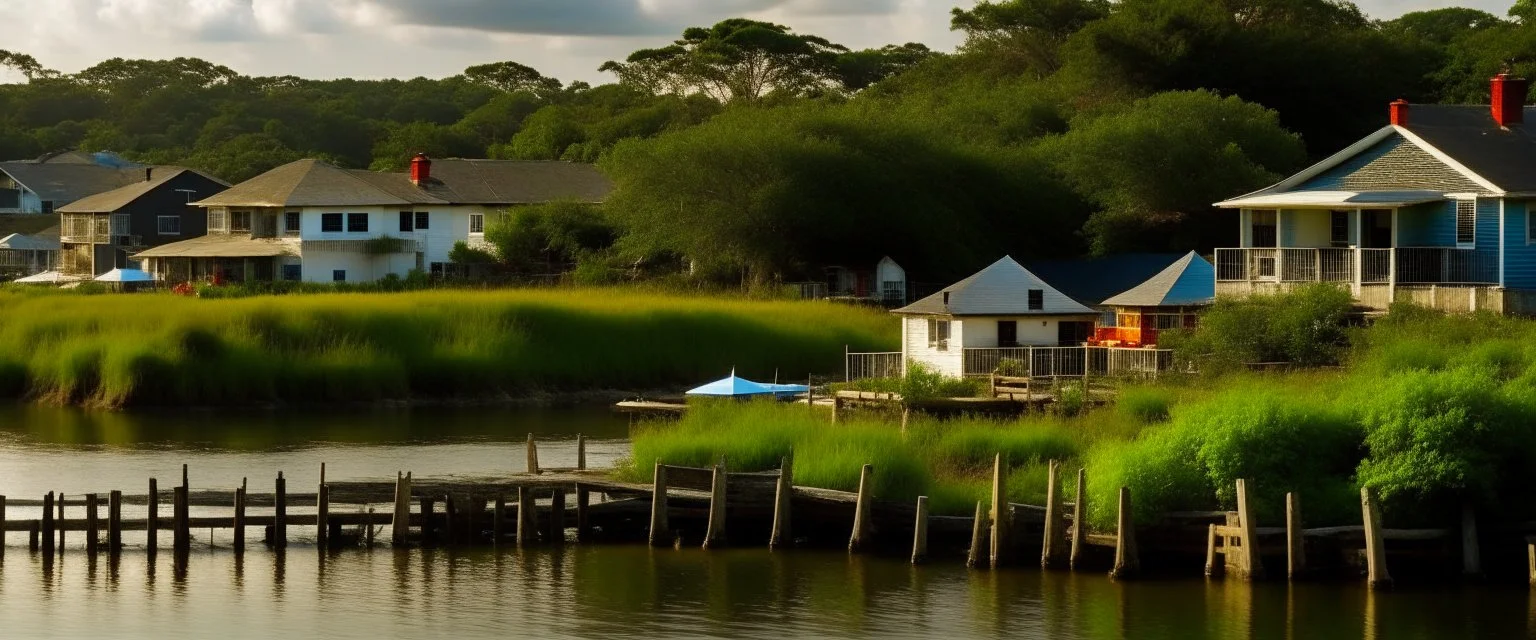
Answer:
top-left (56, 167), bottom-right (229, 276)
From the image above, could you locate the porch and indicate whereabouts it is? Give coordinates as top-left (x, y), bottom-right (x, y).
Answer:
top-left (845, 346), bottom-right (1175, 382)
top-left (1215, 247), bottom-right (1502, 311)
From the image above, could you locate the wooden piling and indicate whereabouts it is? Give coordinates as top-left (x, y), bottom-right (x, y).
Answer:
top-left (40, 491), bottom-right (53, 555)
top-left (274, 472), bottom-right (287, 549)
top-left (1235, 479), bottom-right (1263, 580)
top-left (550, 488), bottom-right (566, 544)
top-left (1461, 503), bottom-right (1481, 577)
top-left (1109, 486), bottom-right (1138, 579)
top-left (1361, 486), bottom-right (1391, 590)
top-left (1286, 492), bottom-right (1305, 580)
top-left (108, 490), bottom-right (122, 553)
top-left (0, 495), bottom-right (5, 559)
top-left (1069, 468), bottom-right (1086, 570)
top-left (575, 484), bottom-right (591, 542)
top-left (648, 462), bottom-right (669, 547)
top-left (990, 453), bottom-right (1010, 568)
top-left (517, 487), bottom-right (534, 546)
top-left (576, 434), bottom-right (586, 471)
top-left (86, 493), bottom-right (99, 556)
top-left (29, 520), bottom-right (39, 552)
top-left (966, 501), bottom-right (987, 569)
top-left (234, 480), bottom-right (247, 553)
top-left (315, 483), bottom-right (330, 549)
top-left (58, 493), bottom-right (66, 553)
top-left (1041, 459), bottom-right (1065, 569)
top-left (703, 460), bottom-right (728, 549)
top-left (526, 434), bottom-right (539, 475)
top-left (848, 463), bottom-right (874, 553)
top-left (392, 471), bottom-right (412, 546)
top-left (147, 479), bottom-right (158, 554)
top-left (444, 494), bottom-right (456, 545)
top-left (419, 496), bottom-right (434, 545)
top-left (911, 495), bottom-right (929, 565)
top-left (1205, 524), bottom-right (1222, 578)
top-left (769, 455), bottom-right (794, 550)
top-left (173, 486), bottom-right (189, 552)
top-left (493, 496), bottom-right (506, 546)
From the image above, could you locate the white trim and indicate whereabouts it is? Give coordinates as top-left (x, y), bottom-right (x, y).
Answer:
top-left (1500, 199), bottom-right (1507, 286)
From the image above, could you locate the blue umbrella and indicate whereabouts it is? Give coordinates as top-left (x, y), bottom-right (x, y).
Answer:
top-left (686, 370), bottom-right (779, 397)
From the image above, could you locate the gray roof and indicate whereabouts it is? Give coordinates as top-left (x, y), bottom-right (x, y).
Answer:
top-left (57, 168), bottom-right (229, 213)
top-left (893, 256), bottom-right (1097, 316)
top-left (0, 232), bottom-right (59, 251)
top-left (1101, 251), bottom-right (1215, 307)
top-left (194, 158), bottom-right (613, 208)
top-left (1403, 105), bottom-right (1536, 193)
top-left (133, 235), bottom-right (296, 259)
top-left (0, 162), bottom-right (152, 206)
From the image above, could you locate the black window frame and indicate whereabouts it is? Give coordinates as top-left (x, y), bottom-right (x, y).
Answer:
top-left (332, 269), bottom-right (346, 282)
top-left (415, 211), bottom-right (429, 230)
top-left (321, 213), bottom-right (343, 232)
top-left (157, 215), bottom-right (181, 236)
top-left (346, 212), bottom-right (368, 233)
top-left (1027, 289), bottom-right (1044, 311)
top-left (284, 211), bottom-right (301, 234)
top-left (1330, 210), bottom-right (1350, 246)
top-left (1456, 199), bottom-right (1476, 246)
top-left (282, 264), bottom-right (302, 282)
top-left (469, 213), bottom-right (485, 234)
top-left (399, 211), bottom-right (413, 233)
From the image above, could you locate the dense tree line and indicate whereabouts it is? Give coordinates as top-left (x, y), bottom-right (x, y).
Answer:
top-left (2, 2), bottom-right (1532, 285)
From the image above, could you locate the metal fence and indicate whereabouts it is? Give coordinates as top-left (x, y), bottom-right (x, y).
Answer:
top-left (844, 347), bottom-right (1174, 382)
top-left (1395, 247), bottom-right (1498, 285)
top-left (844, 352), bottom-right (903, 382)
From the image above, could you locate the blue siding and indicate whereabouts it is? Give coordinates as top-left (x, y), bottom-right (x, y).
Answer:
top-left (1397, 201), bottom-right (1454, 246)
top-left (1476, 197), bottom-right (1500, 274)
top-left (1297, 138), bottom-right (1400, 191)
top-left (1504, 200), bottom-right (1536, 289)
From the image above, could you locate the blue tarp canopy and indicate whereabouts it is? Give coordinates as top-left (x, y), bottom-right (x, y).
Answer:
top-left (687, 372), bottom-right (808, 397)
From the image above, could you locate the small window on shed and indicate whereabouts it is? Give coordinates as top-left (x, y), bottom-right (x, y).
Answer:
top-left (1028, 289), bottom-right (1044, 311)
top-left (1456, 200), bottom-right (1476, 246)
top-left (927, 318), bottom-right (950, 350)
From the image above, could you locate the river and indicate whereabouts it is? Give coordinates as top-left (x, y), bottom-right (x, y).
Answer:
top-left (1, 404), bottom-right (1532, 639)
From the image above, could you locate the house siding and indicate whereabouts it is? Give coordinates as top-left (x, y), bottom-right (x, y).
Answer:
top-left (1504, 200), bottom-right (1536, 289)
top-left (1293, 135), bottom-right (1482, 193)
top-left (903, 316), bottom-right (963, 378)
top-left (1397, 201), bottom-right (1454, 246)
top-left (1476, 197), bottom-right (1500, 267)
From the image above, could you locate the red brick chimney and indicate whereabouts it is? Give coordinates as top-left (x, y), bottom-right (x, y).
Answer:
top-left (1389, 99), bottom-right (1409, 126)
top-left (1492, 73), bottom-right (1528, 127)
top-left (409, 153), bottom-right (431, 186)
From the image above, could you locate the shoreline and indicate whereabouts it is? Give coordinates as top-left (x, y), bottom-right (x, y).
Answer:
top-left (6, 386), bottom-right (687, 413)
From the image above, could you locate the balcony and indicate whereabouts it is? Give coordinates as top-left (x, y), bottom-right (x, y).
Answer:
top-left (1215, 247), bottom-right (1503, 311)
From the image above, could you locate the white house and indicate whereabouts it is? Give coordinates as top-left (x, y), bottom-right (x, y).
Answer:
top-left (823, 255), bottom-right (908, 304)
top-left (891, 256), bottom-right (1099, 377)
top-left (135, 155), bottom-right (612, 283)
top-left (0, 151), bottom-right (149, 215)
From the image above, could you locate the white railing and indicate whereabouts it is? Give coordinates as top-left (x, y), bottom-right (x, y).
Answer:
top-left (844, 352), bottom-right (903, 382)
top-left (1217, 247), bottom-right (1496, 287)
top-left (964, 347), bottom-right (1174, 378)
top-left (963, 347), bottom-right (1032, 377)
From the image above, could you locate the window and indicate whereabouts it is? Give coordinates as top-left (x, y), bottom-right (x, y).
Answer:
top-left (1250, 209), bottom-right (1277, 247)
top-left (284, 211), bottom-right (301, 234)
top-left (41, 200), bottom-right (54, 214)
top-left (347, 213), bottom-right (368, 233)
top-left (1153, 314), bottom-right (1184, 330)
top-left (230, 210), bottom-right (251, 233)
top-left (333, 269), bottom-right (346, 282)
top-left (208, 207), bottom-right (227, 232)
top-left (926, 319), bottom-right (951, 350)
top-left (1100, 310), bottom-right (1118, 328)
top-left (399, 211), bottom-right (414, 232)
top-left (282, 264), bottom-right (302, 282)
top-left (469, 213), bottom-right (485, 234)
top-left (1456, 200), bottom-right (1476, 246)
top-left (157, 216), bottom-right (181, 235)
top-left (1330, 210), bottom-right (1350, 246)
top-left (1028, 289), bottom-right (1044, 311)
top-left (321, 213), bottom-right (343, 232)
top-left (415, 211), bottom-right (429, 230)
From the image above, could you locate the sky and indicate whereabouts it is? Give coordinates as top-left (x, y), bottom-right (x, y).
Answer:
top-left (0, 0), bottom-right (1520, 85)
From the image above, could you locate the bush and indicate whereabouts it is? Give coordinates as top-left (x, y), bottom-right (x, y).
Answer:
top-left (1165, 283), bottom-right (1354, 373)
top-left (1116, 386), bottom-right (1173, 423)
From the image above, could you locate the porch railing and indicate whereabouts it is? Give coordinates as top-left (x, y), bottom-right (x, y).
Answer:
top-left (844, 351), bottom-right (903, 382)
top-left (844, 347), bottom-right (1174, 382)
top-left (1395, 247), bottom-right (1498, 285)
top-left (1216, 247), bottom-right (1498, 286)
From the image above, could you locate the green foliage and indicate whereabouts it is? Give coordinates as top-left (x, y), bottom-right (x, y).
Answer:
top-left (1116, 386), bottom-right (1173, 423)
top-left (899, 362), bottom-right (986, 401)
top-left (448, 241), bottom-right (497, 265)
top-left (1164, 283), bottom-right (1354, 373)
top-left (601, 19), bottom-right (851, 102)
top-left (481, 202), bottom-right (616, 272)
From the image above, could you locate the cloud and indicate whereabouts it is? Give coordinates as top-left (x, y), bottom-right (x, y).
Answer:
top-left (354, 0), bottom-right (907, 36)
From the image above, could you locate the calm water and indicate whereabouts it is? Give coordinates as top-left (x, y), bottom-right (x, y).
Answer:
top-left (1, 405), bottom-right (1533, 639)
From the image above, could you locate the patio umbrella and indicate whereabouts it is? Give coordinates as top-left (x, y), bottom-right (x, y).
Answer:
top-left (13, 270), bottom-right (71, 284)
top-left (95, 268), bottom-right (156, 283)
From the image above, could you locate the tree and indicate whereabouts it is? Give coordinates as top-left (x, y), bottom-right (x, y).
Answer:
top-left (181, 133), bottom-right (305, 183)
top-left (600, 19), bottom-right (849, 102)
top-left (833, 44), bottom-right (937, 91)
top-left (462, 61), bottom-right (563, 98)
top-left (483, 201), bottom-right (615, 272)
top-left (0, 50), bottom-right (55, 81)
top-left (1040, 90), bottom-right (1305, 253)
top-left (951, 0), bottom-right (1110, 77)
top-left (370, 121), bottom-right (478, 170)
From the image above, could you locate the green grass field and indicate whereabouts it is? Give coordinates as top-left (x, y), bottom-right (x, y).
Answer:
top-left (0, 288), bottom-right (897, 407)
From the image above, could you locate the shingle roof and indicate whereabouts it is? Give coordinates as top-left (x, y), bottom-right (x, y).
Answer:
top-left (1101, 251), bottom-right (1215, 307)
top-left (193, 158), bottom-right (613, 208)
top-left (1402, 105), bottom-right (1536, 193)
top-left (0, 163), bottom-right (152, 206)
top-left (1025, 253), bottom-right (1188, 307)
top-left (893, 256), bottom-right (1097, 316)
top-left (57, 168), bottom-right (229, 213)
top-left (133, 235), bottom-right (296, 259)
top-left (0, 232), bottom-right (59, 251)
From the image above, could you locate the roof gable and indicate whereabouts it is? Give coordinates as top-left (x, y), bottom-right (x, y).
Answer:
top-left (193, 158), bottom-right (614, 208)
top-left (893, 256), bottom-right (1096, 316)
top-left (1293, 134), bottom-right (1482, 194)
top-left (0, 163), bottom-right (150, 205)
top-left (57, 168), bottom-right (229, 213)
top-left (1102, 251), bottom-right (1215, 307)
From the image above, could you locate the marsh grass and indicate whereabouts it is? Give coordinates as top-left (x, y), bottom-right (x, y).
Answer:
top-left (0, 288), bottom-right (896, 407)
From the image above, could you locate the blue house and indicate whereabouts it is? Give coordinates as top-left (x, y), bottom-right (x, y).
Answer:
top-left (1216, 73), bottom-right (1536, 313)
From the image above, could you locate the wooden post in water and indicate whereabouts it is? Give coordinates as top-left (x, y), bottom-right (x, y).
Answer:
top-left (575, 484), bottom-right (591, 543)
top-left (493, 496), bottom-right (506, 546)
top-left (911, 495), bottom-right (929, 565)
top-left (108, 490), bottom-right (122, 554)
top-left (274, 472), bottom-right (287, 549)
top-left (234, 479), bottom-right (247, 553)
top-left (317, 479), bottom-right (330, 549)
top-left (769, 455), bottom-right (794, 550)
top-left (57, 493), bottom-right (66, 554)
top-left (990, 453), bottom-right (1010, 569)
top-left (29, 521), bottom-right (39, 553)
top-left (526, 434), bottom-right (540, 475)
top-left (173, 486), bottom-right (189, 552)
top-left (1286, 492), bottom-right (1305, 580)
top-left (1528, 541), bottom-right (1535, 586)
top-left (517, 487), bottom-right (534, 546)
top-left (1235, 479), bottom-right (1263, 580)
top-left (703, 460), bottom-right (728, 549)
top-left (1109, 486), bottom-right (1138, 579)
top-left (550, 488), bottom-right (566, 544)
top-left (419, 497), bottom-right (434, 546)
top-left (1205, 524), bottom-right (1222, 578)
top-left (40, 492), bottom-right (54, 556)
top-left (648, 462), bottom-right (669, 547)
top-left (576, 435), bottom-right (586, 471)
top-left (1069, 468), bottom-right (1086, 570)
top-left (444, 494), bottom-right (456, 545)
top-left (848, 464), bottom-right (874, 553)
top-left (1042, 459), bottom-right (1065, 569)
top-left (1361, 486), bottom-right (1391, 590)
top-left (147, 479), bottom-right (158, 555)
top-left (85, 493), bottom-right (99, 556)
top-left (966, 502), bottom-right (987, 569)
top-left (1461, 503), bottom-right (1481, 577)
top-left (392, 472), bottom-right (412, 546)
top-left (0, 495), bottom-right (5, 560)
